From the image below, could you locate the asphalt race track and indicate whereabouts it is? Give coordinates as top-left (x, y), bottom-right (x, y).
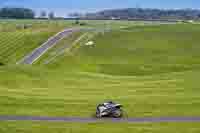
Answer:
top-left (17, 28), bottom-right (79, 64)
top-left (1, 116), bottom-right (200, 123)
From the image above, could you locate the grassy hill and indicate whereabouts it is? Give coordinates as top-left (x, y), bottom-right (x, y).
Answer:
top-left (0, 22), bottom-right (200, 132)
top-left (49, 24), bottom-right (200, 75)
top-left (0, 20), bottom-right (72, 64)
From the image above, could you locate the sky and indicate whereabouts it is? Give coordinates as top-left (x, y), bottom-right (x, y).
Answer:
top-left (0, 0), bottom-right (200, 17)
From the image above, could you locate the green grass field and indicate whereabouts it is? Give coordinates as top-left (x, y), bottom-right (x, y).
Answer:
top-left (0, 21), bottom-right (200, 132)
top-left (1, 122), bottom-right (200, 133)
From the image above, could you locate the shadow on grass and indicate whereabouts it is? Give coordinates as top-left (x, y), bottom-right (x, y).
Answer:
top-left (0, 62), bottom-right (5, 66)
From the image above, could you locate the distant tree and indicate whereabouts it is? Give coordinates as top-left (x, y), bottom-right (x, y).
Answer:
top-left (0, 7), bottom-right (35, 19)
top-left (69, 12), bottom-right (83, 18)
top-left (40, 11), bottom-right (47, 18)
top-left (75, 18), bottom-right (80, 24)
top-left (48, 12), bottom-right (55, 19)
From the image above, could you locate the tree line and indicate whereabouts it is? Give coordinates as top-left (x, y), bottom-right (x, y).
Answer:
top-left (0, 7), bottom-right (56, 19)
top-left (1, 7), bottom-right (200, 20)
top-left (85, 8), bottom-right (200, 20)
top-left (0, 8), bottom-right (35, 19)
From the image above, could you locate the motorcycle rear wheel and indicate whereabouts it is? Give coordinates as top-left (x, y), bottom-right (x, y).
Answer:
top-left (112, 109), bottom-right (123, 118)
